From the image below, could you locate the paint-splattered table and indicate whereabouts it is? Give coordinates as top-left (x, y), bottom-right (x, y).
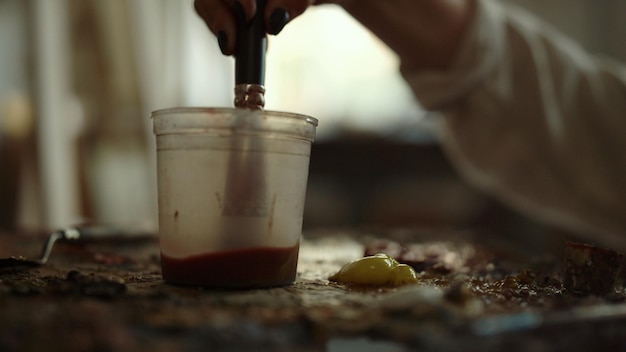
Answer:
top-left (1, 229), bottom-right (625, 351)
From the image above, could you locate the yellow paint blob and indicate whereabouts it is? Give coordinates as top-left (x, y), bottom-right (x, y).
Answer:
top-left (328, 253), bottom-right (418, 286)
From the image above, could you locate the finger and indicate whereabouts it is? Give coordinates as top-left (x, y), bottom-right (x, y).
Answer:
top-left (265, 0), bottom-right (313, 35)
top-left (195, 0), bottom-right (238, 55)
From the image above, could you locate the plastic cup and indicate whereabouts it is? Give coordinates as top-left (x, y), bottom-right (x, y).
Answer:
top-left (152, 107), bottom-right (317, 288)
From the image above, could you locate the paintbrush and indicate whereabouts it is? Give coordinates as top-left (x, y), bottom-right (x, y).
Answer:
top-left (222, 0), bottom-right (269, 222)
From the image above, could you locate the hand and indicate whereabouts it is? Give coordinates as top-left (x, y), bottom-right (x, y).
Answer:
top-left (195, 0), bottom-right (475, 72)
top-left (194, 0), bottom-right (334, 55)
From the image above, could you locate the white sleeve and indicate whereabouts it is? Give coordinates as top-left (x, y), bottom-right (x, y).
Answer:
top-left (401, 0), bottom-right (626, 249)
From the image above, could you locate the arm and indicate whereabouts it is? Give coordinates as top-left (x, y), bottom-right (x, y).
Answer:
top-left (403, 0), bottom-right (626, 250)
top-left (195, 0), bottom-right (626, 249)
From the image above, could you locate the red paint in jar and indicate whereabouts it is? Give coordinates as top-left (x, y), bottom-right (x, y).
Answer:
top-left (160, 243), bottom-right (299, 288)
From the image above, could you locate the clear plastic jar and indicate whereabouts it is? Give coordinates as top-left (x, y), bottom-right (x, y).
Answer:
top-left (152, 107), bottom-right (317, 288)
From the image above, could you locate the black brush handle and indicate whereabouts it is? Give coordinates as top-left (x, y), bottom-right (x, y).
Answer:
top-left (235, 0), bottom-right (267, 85)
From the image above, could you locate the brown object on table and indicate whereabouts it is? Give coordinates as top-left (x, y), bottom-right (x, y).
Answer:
top-left (563, 241), bottom-right (624, 296)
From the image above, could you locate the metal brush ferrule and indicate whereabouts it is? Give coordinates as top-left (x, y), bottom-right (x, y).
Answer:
top-left (234, 84), bottom-right (266, 110)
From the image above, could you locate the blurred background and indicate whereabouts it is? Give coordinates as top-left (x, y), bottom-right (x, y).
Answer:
top-left (1, 0), bottom-right (625, 250)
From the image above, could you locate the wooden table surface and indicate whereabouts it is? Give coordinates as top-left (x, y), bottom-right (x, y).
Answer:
top-left (1, 229), bottom-right (625, 352)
